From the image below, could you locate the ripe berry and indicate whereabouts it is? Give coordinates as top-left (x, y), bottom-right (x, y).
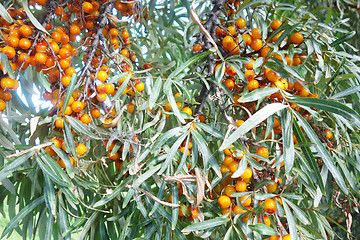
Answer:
top-left (271, 19), bottom-right (282, 30)
top-left (80, 113), bottom-right (92, 124)
top-left (266, 181), bottom-right (278, 193)
top-left (223, 155), bottom-right (234, 167)
top-left (241, 167), bottom-right (252, 180)
top-left (193, 44), bottom-right (203, 53)
top-left (2, 46), bottom-right (16, 59)
top-left (83, 2), bottom-right (93, 13)
top-left (127, 103), bottom-right (135, 113)
top-left (236, 18), bottom-right (246, 29)
top-left (224, 185), bottom-right (236, 198)
top-left (97, 70), bottom-right (108, 82)
top-left (1, 77), bottom-right (15, 90)
top-left (235, 181), bottom-right (247, 192)
top-left (135, 81), bottom-right (145, 92)
top-left (247, 80), bottom-right (259, 91)
top-left (250, 39), bottom-right (262, 51)
top-left (229, 161), bottom-right (239, 173)
top-left (240, 195), bottom-right (251, 207)
top-left (55, 118), bottom-right (64, 129)
top-left (181, 107), bottom-right (192, 116)
top-left (324, 129), bottom-right (333, 140)
top-left (19, 25), bottom-right (33, 37)
top-left (121, 30), bottom-right (129, 39)
top-left (224, 79), bottom-right (234, 90)
top-left (70, 25), bottom-right (80, 35)
top-left (76, 144), bottom-right (87, 155)
top-left (290, 32), bottom-right (304, 45)
top-left (251, 28), bottom-right (261, 39)
top-left (0, 99), bottom-right (6, 111)
top-left (91, 108), bottom-right (101, 118)
top-left (264, 198), bottom-right (276, 214)
top-left (218, 195), bottom-right (231, 209)
top-left (109, 28), bottom-right (118, 37)
top-left (256, 147), bottom-right (269, 158)
top-left (71, 101), bottom-right (85, 113)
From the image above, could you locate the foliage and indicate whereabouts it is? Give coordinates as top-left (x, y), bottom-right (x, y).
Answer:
top-left (0, 0), bottom-right (359, 239)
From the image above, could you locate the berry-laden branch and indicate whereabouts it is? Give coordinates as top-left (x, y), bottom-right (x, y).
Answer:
top-left (193, 0), bottom-right (226, 117)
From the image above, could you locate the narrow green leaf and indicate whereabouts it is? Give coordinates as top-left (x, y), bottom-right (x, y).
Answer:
top-left (294, 112), bottom-right (348, 194)
top-left (62, 74), bottom-right (77, 113)
top-left (1, 196), bottom-right (44, 238)
top-left (330, 31), bottom-right (356, 47)
top-left (51, 146), bottom-right (74, 178)
top-left (249, 224), bottom-right (278, 236)
top-left (44, 176), bottom-right (56, 216)
top-left (159, 133), bottom-right (187, 174)
top-left (63, 120), bottom-right (77, 159)
top-left (283, 198), bottom-right (310, 225)
top-left (0, 3), bottom-right (13, 23)
top-left (220, 103), bottom-right (287, 151)
top-left (320, 74), bottom-right (355, 83)
top-left (171, 184), bottom-right (179, 230)
top-left (22, 0), bottom-right (49, 34)
top-left (39, 71), bottom-right (51, 92)
top-left (195, 123), bottom-right (224, 139)
top-left (112, 73), bottom-right (131, 100)
top-left (153, 127), bottom-right (184, 151)
top-left (0, 53), bottom-right (15, 79)
top-left (238, 87), bottom-right (278, 103)
top-left (280, 109), bottom-right (294, 174)
top-left (149, 76), bottom-right (162, 109)
top-left (290, 97), bottom-right (360, 129)
top-left (0, 153), bottom-right (32, 182)
top-left (182, 217), bottom-right (230, 232)
top-left (192, 129), bottom-right (221, 177)
top-left (66, 116), bottom-right (100, 139)
top-left (168, 50), bottom-right (213, 79)
top-left (166, 87), bottom-right (185, 123)
top-left (108, 72), bottom-right (127, 84)
top-left (215, 62), bottom-right (226, 83)
top-left (94, 178), bottom-right (131, 208)
top-left (331, 85), bottom-right (360, 99)
top-left (283, 200), bottom-right (298, 240)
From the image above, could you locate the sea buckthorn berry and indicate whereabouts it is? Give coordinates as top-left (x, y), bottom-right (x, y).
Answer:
top-left (105, 83), bottom-right (115, 95)
top-left (224, 79), bottom-right (234, 90)
top-left (235, 181), bottom-right (247, 192)
top-left (218, 195), bottom-right (231, 209)
top-left (265, 69), bottom-right (280, 82)
top-left (216, 28), bottom-right (226, 38)
top-left (225, 185), bottom-right (236, 197)
top-left (282, 234), bottom-right (291, 240)
top-left (61, 75), bottom-right (71, 86)
top-left (0, 99), bottom-right (6, 111)
top-left (236, 120), bottom-right (244, 127)
top-left (64, 106), bottom-right (73, 115)
top-left (76, 144), bottom-right (87, 155)
top-left (241, 167), bottom-right (252, 180)
top-left (179, 146), bottom-right (190, 156)
top-left (127, 103), bottom-right (135, 114)
top-left (80, 113), bottom-right (92, 124)
top-left (245, 70), bottom-right (255, 81)
top-left (236, 18), bottom-right (246, 29)
top-left (226, 66), bottom-right (236, 76)
top-left (19, 38), bottom-right (31, 50)
top-left (271, 19), bottom-right (282, 30)
top-left (220, 164), bottom-right (230, 174)
top-left (96, 93), bottom-right (107, 102)
top-left (3, 91), bottom-right (11, 101)
top-left (135, 81), bottom-right (145, 92)
top-left (108, 151), bottom-right (120, 160)
top-left (251, 28), bottom-right (261, 39)
top-left (222, 36), bottom-right (236, 51)
top-left (181, 107), bottom-right (192, 116)
top-left (188, 207), bottom-right (199, 220)
top-left (109, 28), bottom-right (119, 37)
top-left (122, 30), bottom-right (129, 39)
top-left (35, 52), bottom-right (47, 64)
top-left (266, 181), bottom-right (278, 193)
top-left (91, 108), bottom-right (101, 118)
top-left (70, 25), bottom-right (80, 35)
top-left (97, 71), bottom-right (108, 82)
top-left (71, 101), bottom-right (85, 113)
top-left (256, 147), bottom-right (269, 158)
top-left (247, 80), bottom-right (259, 91)
top-left (59, 59), bottom-right (70, 69)
top-left (55, 118), bottom-right (64, 129)
top-left (19, 25), bottom-right (33, 37)
top-left (290, 32), bottom-right (304, 45)
top-left (6, 36), bottom-right (19, 48)
top-left (325, 129), bottom-right (333, 140)
top-left (269, 236), bottom-right (280, 240)
top-left (229, 161), bottom-right (239, 173)
top-left (193, 44), bottom-right (203, 53)
top-left (240, 195), bottom-right (251, 207)
top-left (244, 59), bottom-right (254, 70)
top-left (224, 155), bottom-right (234, 167)
top-left (83, 1), bottom-right (93, 13)
top-left (2, 46), bottom-right (16, 59)
top-left (242, 34), bottom-right (252, 46)
top-left (1, 77), bottom-right (15, 90)
top-left (250, 39), bottom-right (263, 51)
top-left (264, 198), bottom-right (276, 214)
top-left (227, 26), bottom-right (236, 36)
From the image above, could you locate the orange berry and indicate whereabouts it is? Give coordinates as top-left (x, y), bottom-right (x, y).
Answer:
top-left (282, 234), bottom-right (291, 240)
top-left (6, 36), bottom-right (19, 48)
top-left (135, 81), bottom-right (145, 92)
top-left (2, 46), bottom-right (16, 59)
top-left (236, 18), bottom-right (246, 29)
top-left (59, 59), bottom-right (70, 69)
top-left (97, 70), bottom-right (108, 82)
top-left (271, 19), bottom-right (282, 30)
top-left (220, 164), bottom-right (230, 174)
top-left (108, 151), bottom-right (120, 160)
top-left (229, 161), bottom-right (239, 173)
top-left (244, 59), bottom-right (254, 70)
top-left (218, 195), bottom-right (231, 209)
top-left (224, 79), bottom-right (234, 90)
top-left (250, 39), bottom-right (262, 51)
top-left (227, 26), bottom-right (236, 36)
top-left (223, 155), bottom-right (234, 167)
top-left (222, 36), bottom-right (236, 51)
top-left (55, 118), bottom-right (64, 129)
top-left (240, 195), bottom-right (251, 207)
top-left (241, 167), bottom-right (252, 180)
top-left (35, 52), bottom-right (47, 64)
top-left (127, 103), bottom-right (135, 114)
top-left (324, 129), bottom-right (333, 140)
top-left (269, 236), bottom-right (280, 240)
top-left (121, 30), bottom-right (129, 39)
top-left (244, 70), bottom-right (255, 81)
top-left (70, 25), bottom-right (81, 35)
top-left (266, 181), bottom-right (278, 193)
top-left (83, 2), bottom-right (93, 13)
top-left (193, 44), bottom-right (203, 52)
top-left (242, 34), bottom-right (252, 46)
top-left (1, 77), bottom-right (15, 90)
top-left (235, 181), bottom-right (247, 192)
top-left (0, 99), bottom-right (6, 111)
top-left (236, 120), bottom-right (244, 127)
top-left (76, 144), bottom-right (87, 155)
top-left (247, 80), bottom-right (259, 91)
top-left (264, 198), bottom-right (276, 214)
top-left (80, 113), bottom-right (92, 124)
top-left (71, 101), bottom-right (85, 113)
top-left (224, 185), bottom-right (236, 197)
top-left (290, 32), bottom-right (304, 45)
top-left (19, 38), bottom-right (31, 50)
top-left (256, 147), bottom-right (269, 158)
top-left (61, 75), bottom-right (71, 86)
top-left (105, 83), bottom-right (115, 95)
top-left (91, 108), bottom-right (101, 118)
top-left (109, 28), bottom-right (118, 37)
top-left (251, 28), bottom-right (261, 39)
top-left (96, 93), bottom-right (107, 102)
top-left (181, 107), bottom-right (192, 116)
top-left (19, 25), bottom-right (33, 37)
